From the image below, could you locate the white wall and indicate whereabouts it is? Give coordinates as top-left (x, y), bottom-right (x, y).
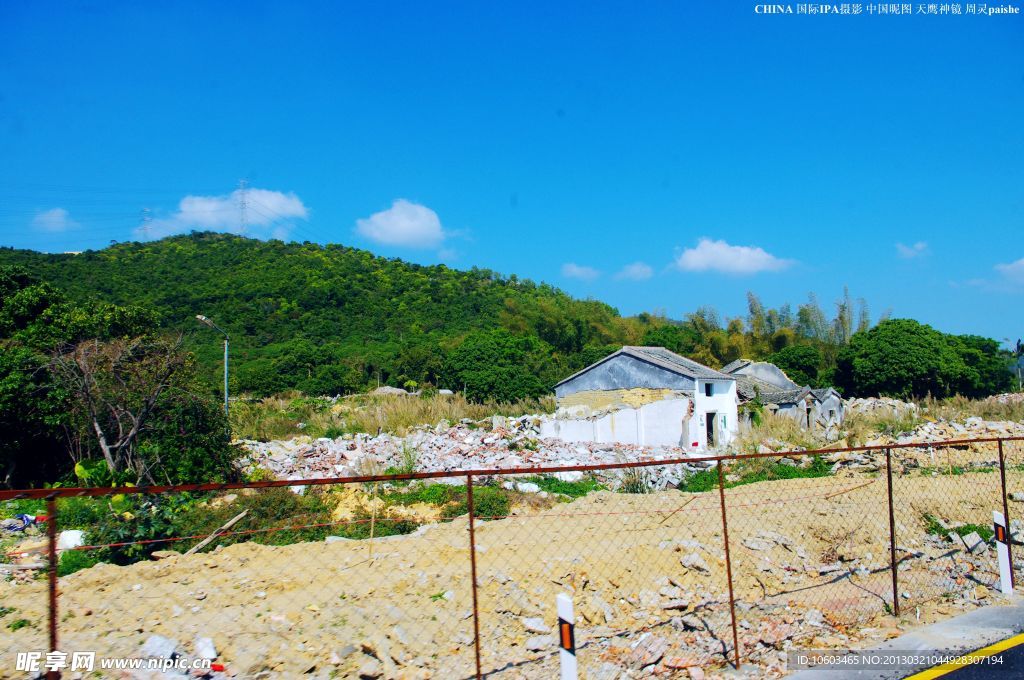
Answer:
top-left (540, 397), bottom-right (695, 448)
top-left (691, 379), bottom-right (739, 449)
top-left (541, 381), bottom-right (740, 452)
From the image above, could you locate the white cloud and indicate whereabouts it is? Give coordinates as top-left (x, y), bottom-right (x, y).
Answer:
top-left (995, 258), bottom-right (1024, 285)
top-left (896, 241), bottom-right (929, 259)
top-left (614, 261), bottom-right (653, 281)
top-left (561, 262), bottom-right (601, 281)
top-left (674, 238), bottom-right (794, 275)
top-left (32, 208), bottom-right (79, 232)
top-left (355, 199), bottom-right (445, 249)
top-left (137, 187), bottom-right (307, 240)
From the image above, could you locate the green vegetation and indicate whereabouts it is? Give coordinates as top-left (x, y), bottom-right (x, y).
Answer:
top-left (679, 455), bottom-right (832, 493)
top-left (5, 234), bottom-right (1008, 413)
top-left (1, 235), bottom-right (1014, 487)
top-left (0, 264), bottom-right (240, 487)
top-left (835, 319), bottom-right (1013, 399)
top-left (521, 475), bottom-right (606, 498)
top-left (922, 513), bottom-right (994, 542)
top-left (7, 618), bottom-right (32, 632)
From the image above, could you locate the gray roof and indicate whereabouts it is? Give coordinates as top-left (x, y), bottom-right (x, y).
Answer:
top-left (554, 346), bottom-right (735, 388)
top-left (811, 387), bottom-right (840, 401)
top-left (721, 359), bottom-right (751, 374)
top-left (735, 375), bottom-right (811, 405)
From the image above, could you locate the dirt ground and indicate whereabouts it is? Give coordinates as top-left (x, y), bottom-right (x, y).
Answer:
top-left (0, 465), bottom-right (1016, 679)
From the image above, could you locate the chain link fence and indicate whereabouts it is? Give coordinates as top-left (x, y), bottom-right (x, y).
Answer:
top-left (1, 436), bottom-right (1022, 679)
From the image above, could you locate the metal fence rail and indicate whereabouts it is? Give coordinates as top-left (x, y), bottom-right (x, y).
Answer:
top-left (0, 435), bottom-right (1021, 679)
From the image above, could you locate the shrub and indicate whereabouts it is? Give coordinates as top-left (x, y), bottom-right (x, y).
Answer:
top-left (58, 549), bottom-right (100, 576)
top-left (441, 486), bottom-right (510, 519)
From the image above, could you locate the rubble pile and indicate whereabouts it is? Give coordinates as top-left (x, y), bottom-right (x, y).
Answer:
top-left (986, 392), bottom-right (1024, 406)
top-left (845, 396), bottom-right (919, 417)
top-left (240, 416), bottom-right (714, 489)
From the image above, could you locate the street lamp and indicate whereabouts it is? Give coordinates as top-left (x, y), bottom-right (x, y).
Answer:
top-left (196, 315), bottom-right (230, 417)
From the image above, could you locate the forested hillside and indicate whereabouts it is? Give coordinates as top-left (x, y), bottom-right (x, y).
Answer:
top-left (0, 232), bottom-right (1012, 400)
top-left (0, 232), bottom-right (643, 398)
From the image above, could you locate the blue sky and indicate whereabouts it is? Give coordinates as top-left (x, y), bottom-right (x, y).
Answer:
top-left (1, 2), bottom-right (1022, 341)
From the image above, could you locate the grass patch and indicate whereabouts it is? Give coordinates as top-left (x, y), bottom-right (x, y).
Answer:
top-left (923, 513), bottom-right (995, 542)
top-left (520, 475), bottom-right (606, 498)
top-left (7, 618), bottom-right (32, 631)
top-left (439, 486), bottom-right (511, 520)
top-left (384, 483), bottom-right (459, 507)
top-left (0, 606), bottom-right (14, 618)
top-left (679, 456), bottom-right (832, 493)
top-left (58, 549), bottom-right (101, 576)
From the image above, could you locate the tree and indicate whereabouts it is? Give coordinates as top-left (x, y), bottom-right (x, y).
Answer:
top-left (51, 335), bottom-right (192, 481)
top-left (442, 329), bottom-right (549, 402)
top-left (834, 319), bottom-right (1008, 399)
top-left (769, 344), bottom-right (822, 386)
top-left (0, 265), bottom-right (237, 487)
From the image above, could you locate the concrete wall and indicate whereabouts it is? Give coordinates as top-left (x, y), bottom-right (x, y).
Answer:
top-left (540, 397), bottom-right (694, 448)
top-left (555, 354), bottom-right (695, 398)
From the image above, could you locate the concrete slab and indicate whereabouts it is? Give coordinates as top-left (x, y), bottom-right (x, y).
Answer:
top-left (786, 596), bottom-right (1024, 679)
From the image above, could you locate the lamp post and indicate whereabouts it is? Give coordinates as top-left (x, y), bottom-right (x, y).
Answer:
top-left (196, 315), bottom-right (229, 417)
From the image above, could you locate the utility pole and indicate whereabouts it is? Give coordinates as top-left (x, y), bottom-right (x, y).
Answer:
top-left (196, 315), bottom-right (230, 417)
top-left (1017, 339), bottom-right (1022, 391)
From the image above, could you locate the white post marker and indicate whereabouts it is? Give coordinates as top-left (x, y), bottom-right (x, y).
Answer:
top-left (993, 510), bottom-right (1013, 595)
top-left (557, 593), bottom-right (577, 680)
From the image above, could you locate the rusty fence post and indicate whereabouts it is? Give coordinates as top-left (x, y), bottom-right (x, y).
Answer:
top-left (885, 448), bottom-right (900, 617)
top-left (466, 474), bottom-right (482, 680)
top-left (998, 439), bottom-right (1015, 588)
top-left (716, 460), bottom-right (741, 669)
top-left (47, 494), bottom-right (60, 680)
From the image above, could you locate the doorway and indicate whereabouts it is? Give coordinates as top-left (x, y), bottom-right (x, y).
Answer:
top-left (705, 412), bottom-right (716, 448)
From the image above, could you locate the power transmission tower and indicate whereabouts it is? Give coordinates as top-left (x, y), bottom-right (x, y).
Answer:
top-left (139, 208), bottom-right (152, 239)
top-left (237, 178), bottom-right (249, 233)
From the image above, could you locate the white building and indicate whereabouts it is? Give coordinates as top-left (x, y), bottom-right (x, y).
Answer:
top-left (540, 346), bottom-right (739, 451)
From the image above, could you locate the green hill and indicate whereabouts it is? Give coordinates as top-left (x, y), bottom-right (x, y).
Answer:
top-left (0, 232), bottom-right (644, 398)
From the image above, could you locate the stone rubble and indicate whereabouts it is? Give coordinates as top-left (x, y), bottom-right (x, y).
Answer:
top-left (240, 415), bottom-right (716, 488)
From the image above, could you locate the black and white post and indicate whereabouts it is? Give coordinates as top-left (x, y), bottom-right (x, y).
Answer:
top-left (557, 593), bottom-right (577, 680)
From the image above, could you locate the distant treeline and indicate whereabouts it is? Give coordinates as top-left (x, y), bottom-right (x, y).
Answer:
top-left (0, 232), bottom-right (1013, 403)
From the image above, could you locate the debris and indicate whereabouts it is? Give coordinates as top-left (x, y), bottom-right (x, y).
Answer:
top-left (184, 510), bottom-right (249, 556)
top-left (627, 632), bottom-right (667, 669)
top-left (960, 532), bottom-right (987, 554)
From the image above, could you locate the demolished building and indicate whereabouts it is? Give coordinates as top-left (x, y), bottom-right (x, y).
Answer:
top-left (539, 346), bottom-right (739, 451)
top-left (722, 359), bottom-right (843, 432)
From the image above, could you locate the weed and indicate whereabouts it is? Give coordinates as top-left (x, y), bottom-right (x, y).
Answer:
top-left (679, 456), bottom-right (832, 493)
top-left (618, 467), bottom-right (654, 494)
top-left (922, 513), bottom-right (994, 542)
top-left (440, 486), bottom-right (510, 519)
top-left (58, 549), bottom-right (101, 576)
top-left (0, 606), bottom-right (14, 618)
top-left (7, 618), bottom-right (32, 631)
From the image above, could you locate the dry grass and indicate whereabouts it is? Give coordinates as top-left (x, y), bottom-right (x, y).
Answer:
top-left (919, 395), bottom-right (1024, 422)
top-left (731, 411), bottom-right (825, 452)
top-left (230, 391), bottom-right (555, 442)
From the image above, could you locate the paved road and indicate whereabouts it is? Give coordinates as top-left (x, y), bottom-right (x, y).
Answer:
top-left (905, 632), bottom-right (1024, 679)
top-left (788, 597), bottom-right (1024, 680)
